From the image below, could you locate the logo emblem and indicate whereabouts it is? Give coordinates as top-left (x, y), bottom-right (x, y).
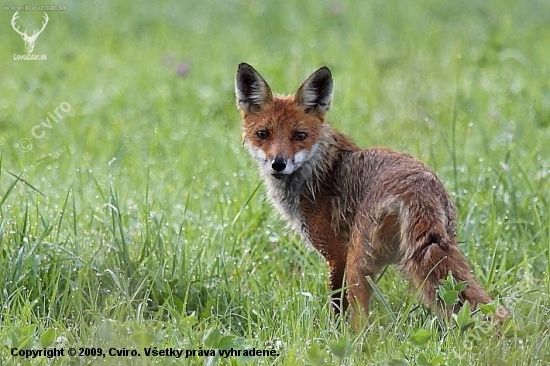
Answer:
top-left (11, 11), bottom-right (49, 53)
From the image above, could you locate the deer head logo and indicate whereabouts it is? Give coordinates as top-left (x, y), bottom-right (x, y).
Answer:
top-left (11, 11), bottom-right (49, 54)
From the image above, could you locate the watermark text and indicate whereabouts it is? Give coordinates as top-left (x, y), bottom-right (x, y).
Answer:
top-left (4, 4), bottom-right (67, 11)
top-left (16, 101), bottom-right (71, 152)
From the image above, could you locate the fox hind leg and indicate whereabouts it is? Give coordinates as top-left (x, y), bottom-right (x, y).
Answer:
top-left (400, 227), bottom-right (492, 315)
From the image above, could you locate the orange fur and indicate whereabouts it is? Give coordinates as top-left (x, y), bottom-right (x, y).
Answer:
top-left (235, 63), bottom-right (506, 327)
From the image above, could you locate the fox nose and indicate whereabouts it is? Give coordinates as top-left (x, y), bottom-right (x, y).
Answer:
top-left (271, 156), bottom-right (287, 172)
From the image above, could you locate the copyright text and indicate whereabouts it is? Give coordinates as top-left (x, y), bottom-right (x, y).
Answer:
top-left (10, 346), bottom-right (280, 359)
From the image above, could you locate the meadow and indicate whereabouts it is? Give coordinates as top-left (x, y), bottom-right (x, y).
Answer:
top-left (1, 0), bottom-right (549, 364)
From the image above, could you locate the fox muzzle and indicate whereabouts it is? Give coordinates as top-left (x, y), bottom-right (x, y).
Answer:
top-left (271, 156), bottom-right (287, 172)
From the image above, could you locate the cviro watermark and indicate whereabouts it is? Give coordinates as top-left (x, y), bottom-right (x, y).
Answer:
top-left (16, 101), bottom-right (71, 152)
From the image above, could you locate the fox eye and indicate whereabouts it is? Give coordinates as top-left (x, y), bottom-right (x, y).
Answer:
top-left (293, 131), bottom-right (307, 141)
top-left (256, 130), bottom-right (269, 140)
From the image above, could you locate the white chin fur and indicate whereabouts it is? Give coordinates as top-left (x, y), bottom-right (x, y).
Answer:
top-left (246, 144), bottom-right (312, 176)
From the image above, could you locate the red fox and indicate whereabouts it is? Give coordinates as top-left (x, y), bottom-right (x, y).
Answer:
top-left (234, 63), bottom-right (505, 327)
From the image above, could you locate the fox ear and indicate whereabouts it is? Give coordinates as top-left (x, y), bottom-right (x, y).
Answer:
top-left (295, 67), bottom-right (333, 116)
top-left (235, 63), bottom-right (273, 114)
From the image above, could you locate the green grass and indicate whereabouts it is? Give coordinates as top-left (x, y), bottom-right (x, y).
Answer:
top-left (1, 0), bottom-right (549, 364)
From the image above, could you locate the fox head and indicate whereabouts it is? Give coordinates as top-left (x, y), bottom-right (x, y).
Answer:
top-left (235, 63), bottom-right (333, 179)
